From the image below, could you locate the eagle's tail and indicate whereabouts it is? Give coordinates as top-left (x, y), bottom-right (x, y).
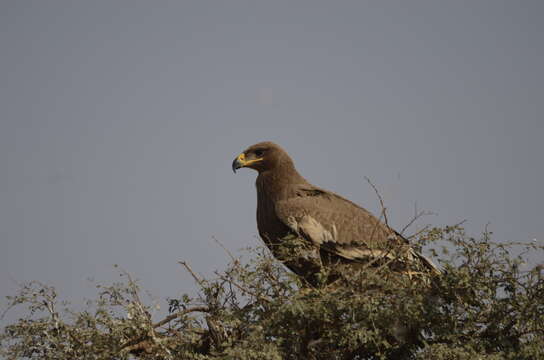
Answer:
top-left (413, 250), bottom-right (442, 276)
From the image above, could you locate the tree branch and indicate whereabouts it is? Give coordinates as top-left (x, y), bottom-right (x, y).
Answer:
top-left (153, 306), bottom-right (210, 329)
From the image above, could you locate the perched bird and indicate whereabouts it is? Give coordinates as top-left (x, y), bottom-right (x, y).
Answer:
top-left (232, 141), bottom-right (439, 285)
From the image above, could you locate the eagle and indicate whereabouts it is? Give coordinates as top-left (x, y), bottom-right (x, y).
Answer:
top-left (232, 141), bottom-right (439, 286)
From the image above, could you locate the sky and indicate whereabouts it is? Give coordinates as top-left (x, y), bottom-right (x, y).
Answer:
top-left (1, 1), bottom-right (543, 321)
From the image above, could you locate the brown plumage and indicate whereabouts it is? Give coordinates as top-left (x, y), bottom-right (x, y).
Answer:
top-left (232, 141), bottom-right (439, 285)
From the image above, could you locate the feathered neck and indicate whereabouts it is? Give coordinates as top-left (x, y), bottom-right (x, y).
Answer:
top-left (256, 160), bottom-right (308, 201)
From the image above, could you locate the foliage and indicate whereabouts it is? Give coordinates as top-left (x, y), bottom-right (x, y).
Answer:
top-left (1, 225), bottom-right (543, 359)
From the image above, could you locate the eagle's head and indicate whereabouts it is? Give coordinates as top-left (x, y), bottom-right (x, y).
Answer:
top-left (232, 141), bottom-right (291, 174)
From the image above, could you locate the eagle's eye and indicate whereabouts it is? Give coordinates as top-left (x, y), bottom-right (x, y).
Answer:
top-left (254, 149), bottom-right (264, 157)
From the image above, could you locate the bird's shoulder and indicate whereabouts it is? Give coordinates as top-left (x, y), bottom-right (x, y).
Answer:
top-left (275, 184), bottom-right (376, 221)
top-left (274, 184), bottom-right (395, 246)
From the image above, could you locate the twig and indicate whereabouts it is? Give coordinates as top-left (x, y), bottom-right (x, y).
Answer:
top-left (119, 268), bottom-right (150, 320)
top-left (406, 225), bottom-right (431, 240)
top-left (212, 236), bottom-right (237, 263)
top-left (400, 205), bottom-right (435, 236)
top-left (179, 261), bottom-right (205, 288)
top-left (153, 306), bottom-right (210, 329)
top-left (365, 177), bottom-right (389, 227)
top-left (400, 203), bottom-right (420, 235)
top-left (214, 271), bottom-right (272, 303)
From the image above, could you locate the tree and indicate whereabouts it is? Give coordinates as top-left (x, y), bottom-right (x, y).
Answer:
top-left (1, 224), bottom-right (543, 359)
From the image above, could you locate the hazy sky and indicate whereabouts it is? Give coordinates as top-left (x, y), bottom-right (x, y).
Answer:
top-left (1, 1), bottom-right (543, 319)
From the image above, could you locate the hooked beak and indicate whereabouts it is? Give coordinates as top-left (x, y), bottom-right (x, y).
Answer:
top-left (232, 153), bottom-right (263, 173)
top-left (232, 153), bottom-right (244, 173)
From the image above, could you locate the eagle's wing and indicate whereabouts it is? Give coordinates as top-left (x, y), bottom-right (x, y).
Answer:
top-left (275, 187), bottom-right (440, 274)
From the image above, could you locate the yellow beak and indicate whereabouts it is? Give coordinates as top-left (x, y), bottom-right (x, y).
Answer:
top-left (232, 153), bottom-right (263, 172)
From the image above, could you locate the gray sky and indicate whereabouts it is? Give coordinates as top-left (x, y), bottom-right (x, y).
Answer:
top-left (1, 1), bottom-right (543, 317)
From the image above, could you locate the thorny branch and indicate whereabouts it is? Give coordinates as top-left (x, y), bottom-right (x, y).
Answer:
top-left (153, 306), bottom-right (210, 329)
top-left (365, 176), bottom-right (389, 228)
top-left (179, 261), bottom-right (205, 288)
top-left (400, 202), bottom-right (435, 236)
top-left (214, 271), bottom-right (272, 303)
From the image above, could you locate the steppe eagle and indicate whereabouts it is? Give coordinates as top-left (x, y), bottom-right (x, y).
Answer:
top-left (232, 141), bottom-right (439, 285)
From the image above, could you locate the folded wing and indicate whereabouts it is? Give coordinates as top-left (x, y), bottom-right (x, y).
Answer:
top-left (275, 187), bottom-right (440, 275)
